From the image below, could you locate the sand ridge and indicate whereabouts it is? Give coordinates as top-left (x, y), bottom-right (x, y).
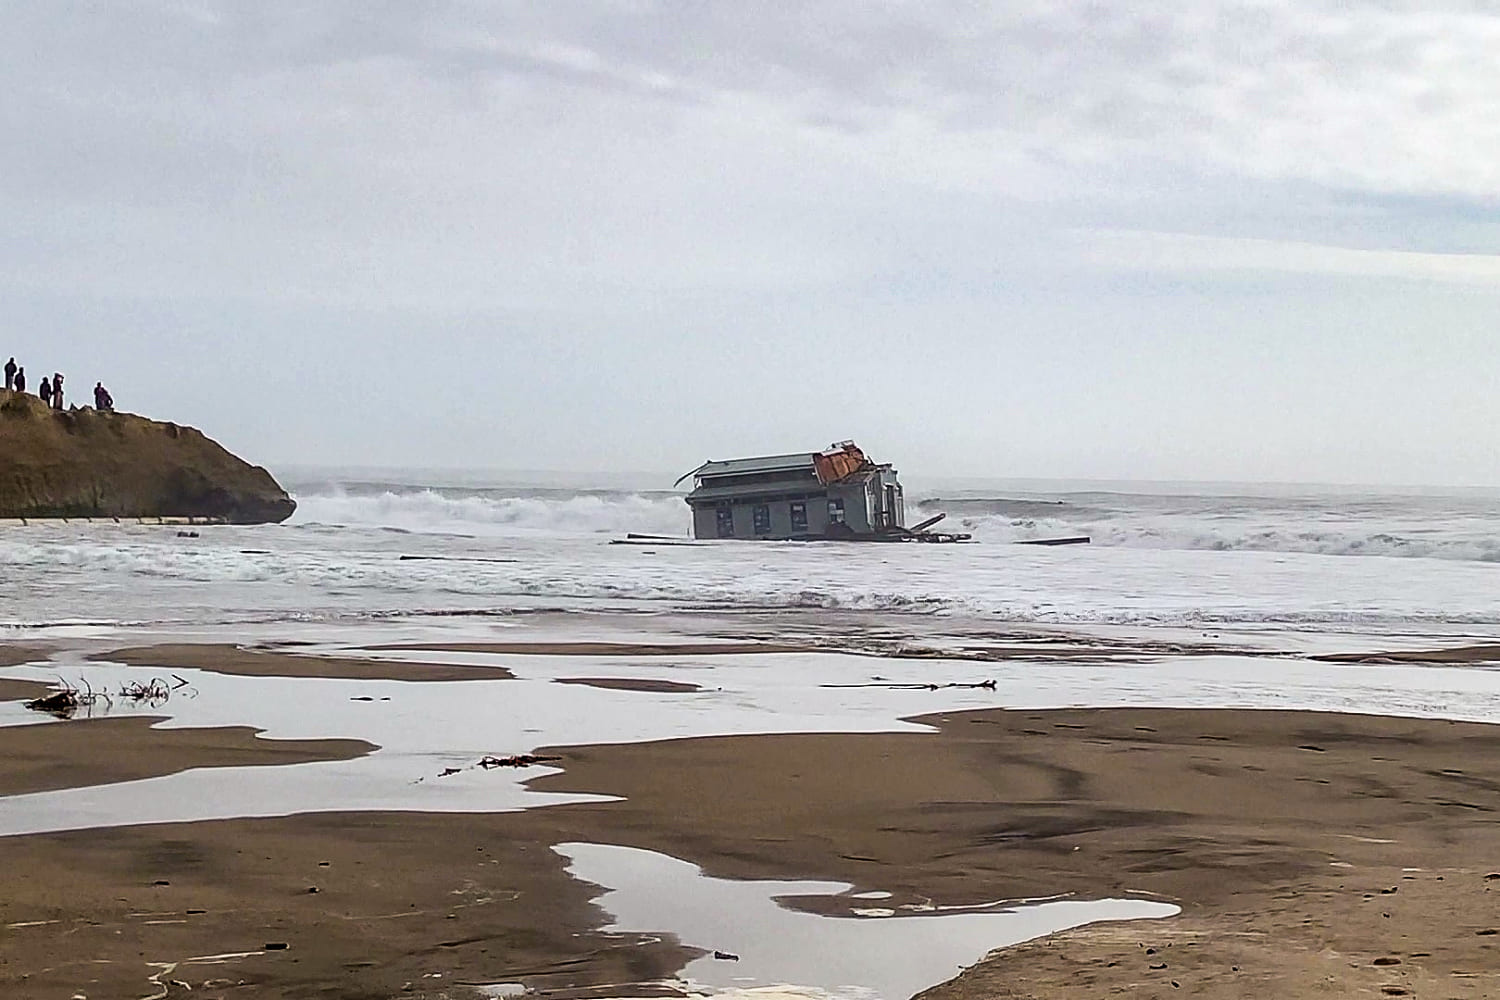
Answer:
top-left (1314, 643), bottom-right (1500, 664)
top-left (93, 643), bottom-right (517, 681)
top-left (554, 676), bottom-right (703, 693)
top-left (0, 715), bottom-right (376, 797)
top-left (367, 640), bottom-right (815, 656)
top-left (0, 677), bottom-right (52, 702)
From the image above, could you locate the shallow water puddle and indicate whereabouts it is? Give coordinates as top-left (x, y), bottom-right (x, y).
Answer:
top-left (557, 843), bottom-right (1178, 1000)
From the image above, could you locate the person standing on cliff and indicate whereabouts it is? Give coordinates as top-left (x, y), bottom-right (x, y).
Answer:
top-left (94, 382), bottom-right (113, 411)
top-left (3, 357), bottom-right (14, 392)
top-left (52, 373), bottom-right (64, 409)
top-left (38, 376), bottom-right (52, 407)
top-left (13, 367), bottom-right (24, 393)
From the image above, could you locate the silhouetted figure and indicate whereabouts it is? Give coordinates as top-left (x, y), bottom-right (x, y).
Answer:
top-left (94, 382), bottom-right (113, 411)
top-left (52, 373), bottom-right (64, 409)
top-left (38, 377), bottom-right (52, 407)
top-left (3, 357), bottom-right (14, 392)
top-left (13, 367), bottom-right (24, 393)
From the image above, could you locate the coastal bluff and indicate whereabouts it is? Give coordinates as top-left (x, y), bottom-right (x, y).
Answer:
top-left (0, 390), bottom-right (295, 524)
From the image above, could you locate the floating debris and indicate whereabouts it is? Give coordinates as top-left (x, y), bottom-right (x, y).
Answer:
top-left (399, 554), bottom-right (519, 564)
top-left (477, 753), bottom-right (563, 769)
top-left (677, 442), bottom-right (971, 542)
top-left (24, 678), bottom-right (106, 718)
top-left (1015, 536), bottom-right (1090, 546)
top-left (118, 675), bottom-right (191, 704)
top-left (24, 674), bottom-right (194, 718)
top-left (436, 753), bottom-right (564, 778)
top-left (819, 680), bottom-right (997, 691)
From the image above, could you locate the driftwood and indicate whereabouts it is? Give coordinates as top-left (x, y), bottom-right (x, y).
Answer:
top-left (438, 753), bottom-right (564, 778)
top-left (118, 675), bottom-right (191, 704)
top-left (819, 679), bottom-right (997, 691)
top-left (25, 686), bottom-right (83, 717)
top-left (25, 674), bottom-right (194, 717)
top-left (907, 512), bottom-right (947, 533)
top-left (24, 678), bottom-right (108, 718)
top-left (477, 753), bottom-right (563, 768)
top-left (399, 554), bottom-right (519, 564)
top-left (869, 515), bottom-right (972, 543)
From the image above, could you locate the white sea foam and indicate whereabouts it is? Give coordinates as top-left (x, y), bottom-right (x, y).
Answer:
top-left (908, 497), bottom-right (1500, 562)
top-left (1, 480), bottom-right (1497, 631)
top-left (291, 487), bottom-right (691, 537)
top-left (933, 513), bottom-right (1500, 562)
top-left (282, 487), bottom-right (1500, 562)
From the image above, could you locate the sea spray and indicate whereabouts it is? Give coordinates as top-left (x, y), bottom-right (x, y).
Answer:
top-left (291, 487), bottom-right (690, 537)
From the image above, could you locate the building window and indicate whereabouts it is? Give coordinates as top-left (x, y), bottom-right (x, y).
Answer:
top-left (827, 498), bottom-right (846, 524)
top-left (789, 501), bottom-right (808, 532)
top-left (753, 504), bottom-right (771, 534)
top-left (716, 504), bottom-right (734, 538)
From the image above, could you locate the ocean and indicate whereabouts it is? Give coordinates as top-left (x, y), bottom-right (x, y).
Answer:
top-left (3, 470), bottom-right (1497, 639)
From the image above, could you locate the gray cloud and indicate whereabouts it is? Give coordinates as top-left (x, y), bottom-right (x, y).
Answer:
top-left (1, 2), bottom-right (1498, 483)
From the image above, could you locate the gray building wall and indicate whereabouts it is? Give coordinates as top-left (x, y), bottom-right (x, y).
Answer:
top-left (826, 483), bottom-right (871, 534)
top-left (691, 493), bottom-right (832, 539)
top-left (870, 467), bottom-right (904, 530)
top-left (687, 467), bottom-right (904, 539)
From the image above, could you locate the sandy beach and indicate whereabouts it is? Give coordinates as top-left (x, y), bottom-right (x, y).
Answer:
top-left (5, 636), bottom-right (1500, 999)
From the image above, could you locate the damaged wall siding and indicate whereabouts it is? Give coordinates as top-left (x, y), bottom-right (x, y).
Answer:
top-left (692, 493), bottom-right (838, 540)
top-left (681, 443), bottom-right (905, 540)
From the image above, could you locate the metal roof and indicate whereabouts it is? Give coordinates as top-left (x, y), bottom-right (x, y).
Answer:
top-left (685, 452), bottom-right (819, 480)
top-left (685, 481), bottom-right (827, 503)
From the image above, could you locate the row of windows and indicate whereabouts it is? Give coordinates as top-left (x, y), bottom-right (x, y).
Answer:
top-left (691, 491), bottom-right (824, 507)
top-left (715, 499), bottom-right (844, 537)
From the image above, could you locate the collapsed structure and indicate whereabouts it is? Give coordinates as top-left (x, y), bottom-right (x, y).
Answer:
top-left (678, 441), bottom-right (967, 542)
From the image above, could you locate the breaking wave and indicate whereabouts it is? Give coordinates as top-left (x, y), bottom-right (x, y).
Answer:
top-left (6, 480), bottom-right (1497, 634)
top-left (278, 487), bottom-right (1500, 563)
top-left (291, 488), bottom-right (691, 537)
top-left (909, 503), bottom-right (1500, 563)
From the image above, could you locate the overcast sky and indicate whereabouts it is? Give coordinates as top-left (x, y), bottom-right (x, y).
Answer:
top-left (3, 1), bottom-right (1498, 485)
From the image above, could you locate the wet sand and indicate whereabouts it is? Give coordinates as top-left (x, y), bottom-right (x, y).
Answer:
top-left (0, 677), bottom-right (51, 702)
top-left (1315, 643), bottom-right (1500, 664)
top-left (1, 643), bottom-right (77, 703)
top-left (542, 708), bottom-right (1500, 999)
top-left (0, 716), bottom-right (374, 796)
top-left (369, 640), bottom-right (813, 656)
top-left (554, 676), bottom-right (703, 693)
top-left (0, 645), bottom-right (51, 667)
top-left (5, 697), bottom-right (1500, 998)
top-left (94, 643), bottom-right (516, 681)
top-left (370, 636), bottom-right (1250, 664)
top-left (0, 810), bottom-right (696, 1000)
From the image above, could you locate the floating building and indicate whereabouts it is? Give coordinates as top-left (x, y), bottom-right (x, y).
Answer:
top-left (678, 441), bottom-right (907, 541)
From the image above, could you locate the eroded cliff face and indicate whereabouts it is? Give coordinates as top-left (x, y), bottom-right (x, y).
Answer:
top-left (0, 391), bottom-right (295, 524)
